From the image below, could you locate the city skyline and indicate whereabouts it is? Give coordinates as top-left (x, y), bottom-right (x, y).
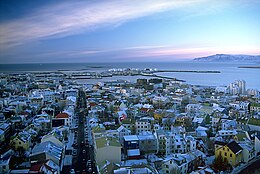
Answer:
top-left (0, 0), bottom-right (260, 63)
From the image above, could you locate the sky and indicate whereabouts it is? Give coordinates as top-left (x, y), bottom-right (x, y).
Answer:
top-left (0, 0), bottom-right (260, 63)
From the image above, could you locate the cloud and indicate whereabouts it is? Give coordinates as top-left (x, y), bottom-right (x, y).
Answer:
top-left (1, 44), bottom-right (259, 63)
top-left (0, 0), bottom-right (204, 49)
top-left (61, 45), bottom-right (260, 61)
top-left (122, 45), bottom-right (260, 59)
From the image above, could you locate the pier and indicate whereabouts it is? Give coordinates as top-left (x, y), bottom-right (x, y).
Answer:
top-left (157, 70), bottom-right (221, 73)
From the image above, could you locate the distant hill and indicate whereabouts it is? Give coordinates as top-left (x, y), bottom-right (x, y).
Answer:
top-left (194, 54), bottom-right (260, 62)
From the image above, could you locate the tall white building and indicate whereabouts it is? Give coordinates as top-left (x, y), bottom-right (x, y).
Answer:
top-left (236, 80), bottom-right (246, 94)
top-left (228, 80), bottom-right (246, 95)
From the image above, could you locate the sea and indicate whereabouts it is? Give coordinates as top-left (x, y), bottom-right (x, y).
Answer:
top-left (0, 61), bottom-right (259, 90)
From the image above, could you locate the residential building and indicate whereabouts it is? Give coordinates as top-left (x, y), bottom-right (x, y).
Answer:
top-left (215, 141), bottom-right (243, 166)
top-left (0, 150), bottom-right (13, 173)
top-left (30, 141), bottom-right (64, 171)
top-left (135, 119), bottom-right (151, 134)
top-left (138, 131), bottom-right (157, 154)
top-left (117, 125), bottom-right (131, 145)
top-left (94, 136), bottom-right (121, 169)
top-left (11, 131), bottom-right (31, 151)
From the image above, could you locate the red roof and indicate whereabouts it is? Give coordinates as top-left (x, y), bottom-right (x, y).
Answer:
top-left (29, 163), bottom-right (44, 172)
top-left (141, 108), bottom-right (151, 112)
top-left (29, 162), bottom-right (56, 173)
top-left (56, 113), bottom-right (69, 119)
top-left (89, 102), bottom-right (97, 107)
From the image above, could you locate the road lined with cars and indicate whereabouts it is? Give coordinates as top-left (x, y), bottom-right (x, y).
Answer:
top-left (71, 89), bottom-right (97, 174)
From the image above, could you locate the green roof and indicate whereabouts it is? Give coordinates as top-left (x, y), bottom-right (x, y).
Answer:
top-left (251, 103), bottom-right (260, 107)
top-left (92, 125), bottom-right (106, 133)
top-left (96, 137), bottom-right (121, 149)
top-left (236, 133), bottom-right (247, 141)
top-left (248, 118), bottom-right (260, 126)
top-left (122, 118), bottom-right (135, 124)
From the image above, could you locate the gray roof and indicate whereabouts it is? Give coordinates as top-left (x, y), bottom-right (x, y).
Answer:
top-left (32, 141), bottom-right (63, 160)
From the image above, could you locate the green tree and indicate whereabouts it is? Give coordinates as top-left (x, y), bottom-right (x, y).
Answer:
top-left (184, 118), bottom-right (193, 131)
top-left (207, 127), bottom-right (214, 138)
top-left (212, 155), bottom-right (232, 172)
top-left (205, 114), bottom-right (211, 124)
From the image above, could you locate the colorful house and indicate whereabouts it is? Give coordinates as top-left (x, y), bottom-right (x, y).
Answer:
top-left (215, 141), bottom-right (243, 166)
top-left (11, 131), bottom-right (31, 151)
top-left (154, 109), bottom-right (164, 120)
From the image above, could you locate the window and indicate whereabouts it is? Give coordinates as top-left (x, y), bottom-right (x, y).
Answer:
top-left (166, 165), bottom-right (169, 168)
top-left (225, 152), bottom-right (227, 156)
top-left (230, 154), bottom-right (232, 157)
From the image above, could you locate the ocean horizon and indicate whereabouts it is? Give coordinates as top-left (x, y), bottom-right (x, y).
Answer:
top-left (0, 61), bottom-right (259, 90)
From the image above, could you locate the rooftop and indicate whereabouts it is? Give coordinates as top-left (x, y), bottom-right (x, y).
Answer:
top-left (227, 141), bottom-right (243, 154)
top-left (56, 113), bottom-right (69, 119)
top-left (96, 137), bottom-right (121, 149)
top-left (124, 135), bottom-right (139, 141)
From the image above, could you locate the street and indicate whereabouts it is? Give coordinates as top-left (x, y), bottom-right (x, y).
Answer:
top-left (72, 89), bottom-right (97, 174)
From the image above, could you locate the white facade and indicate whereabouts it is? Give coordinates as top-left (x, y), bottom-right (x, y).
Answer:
top-left (117, 125), bottom-right (131, 144)
top-left (162, 156), bottom-right (189, 174)
top-left (255, 135), bottom-right (260, 156)
top-left (135, 120), bottom-right (151, 134)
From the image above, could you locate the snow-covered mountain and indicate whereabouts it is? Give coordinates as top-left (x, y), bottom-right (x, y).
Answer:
top-left (193, 54), bottom-right (260, 62)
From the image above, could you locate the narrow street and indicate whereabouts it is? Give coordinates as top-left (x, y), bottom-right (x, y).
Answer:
top-left (72, 89), bottom-right (97, 174)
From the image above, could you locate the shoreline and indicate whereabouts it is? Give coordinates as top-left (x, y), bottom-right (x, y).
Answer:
top-left (238, 66), bottom-right (260, 69)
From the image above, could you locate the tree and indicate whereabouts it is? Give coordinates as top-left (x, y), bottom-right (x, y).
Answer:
top-left (184, 118), bottom-right (193, 131)
top-left (207, 127), bottom-right (214, 138)
top-left (17, 147), bottom-right (25, 158)
top-left (205, 114), bottom-right (211, 124)
top-left (212, 155), bottom-right (232, 172)
top-left (206, 138), bottom-right (215, 155)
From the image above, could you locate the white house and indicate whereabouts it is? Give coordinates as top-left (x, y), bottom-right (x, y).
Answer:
top-left (135, 119), bottom-right (151, 134)
top-left (117, 125), bottom-right (131, 145)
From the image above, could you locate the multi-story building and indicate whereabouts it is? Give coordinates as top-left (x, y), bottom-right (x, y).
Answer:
top-left (117, 125), bottom-right (131, 145)
top-left (138, 131), bottom-right (157, 154)
top-left (162, 155), bottom-right (188, 174)
top-left (135, 119), bottom-right (151, 134)
top-left (228, 80), bottom-right (246, 95)
top-left (30, 141), bottom-right (64, 171)
top-left (94, 136), bottom-right (121, 169)
top-left (250, 103), bottom-right (260, 113)
top-left (215, 141), bottom-right (243, 167)
top-left (11, 131), bottom-right (31, 151)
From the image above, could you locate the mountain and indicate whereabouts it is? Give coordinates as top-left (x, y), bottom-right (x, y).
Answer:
top-left (193, 54), bottom-right (260, 62)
